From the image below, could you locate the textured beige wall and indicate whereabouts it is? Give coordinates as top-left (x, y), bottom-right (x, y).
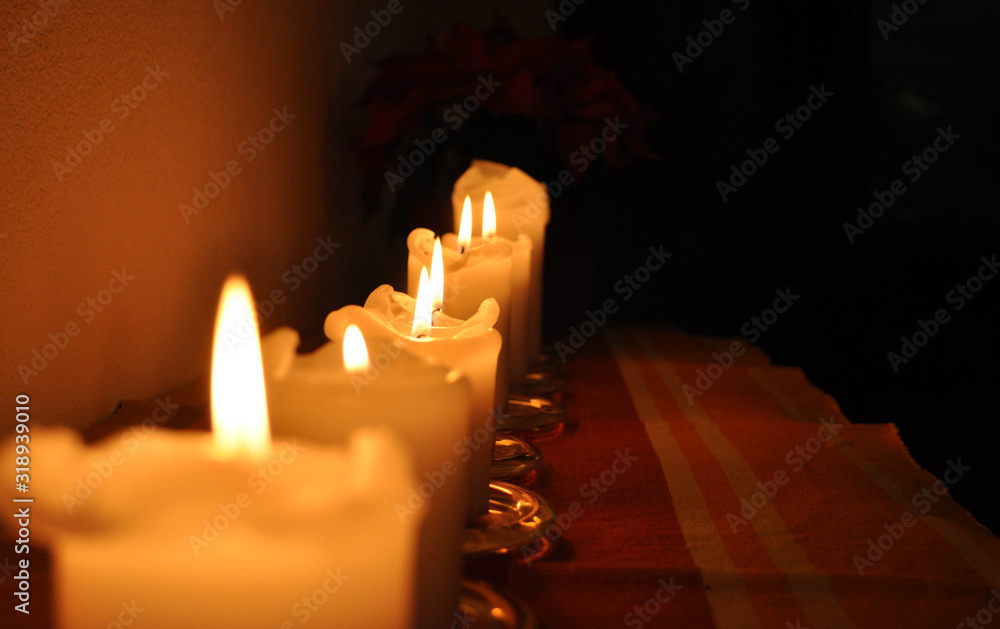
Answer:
top-left (0, 0), bottom-right (553, 434)
top-left (0, 1), bottom-right (333, 431)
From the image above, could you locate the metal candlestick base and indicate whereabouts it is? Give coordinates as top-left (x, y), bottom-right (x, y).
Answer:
top-left (458, 579), bottom-right (539, 629)
top-left (502, 394), bottom-right (566, 435)
top-left (511, 369), bottom-right (566, 396)
top-left (462, 482), bottom-right (556, 559)
top-left (530, 349), bottom-right (562, 372)
top-left (491, 433), bottom-right (542, 482)
top-left (534, 344), bottom-right (563, 370)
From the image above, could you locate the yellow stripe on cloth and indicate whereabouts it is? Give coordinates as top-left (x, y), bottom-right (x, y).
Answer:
top-left (632, 329), bottom-right (858, 629)
top-left (608, 329), bottom-right (763, 629)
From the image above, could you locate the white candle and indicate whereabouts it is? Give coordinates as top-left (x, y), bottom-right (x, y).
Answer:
top-left (453, 160), bottom-right (550, 361)
top-left (481, 192), bottom-right (533, 382)
top-left (6, 275), bottom-right (421, 629)
top-left (28, 427), bottom-right (418, 629)
top-left (263, 317), bottom-right (472, 629)
top-left (407, 225), bottom-right (513, 405)
top-left (359, 284), bottom-right (502, 519)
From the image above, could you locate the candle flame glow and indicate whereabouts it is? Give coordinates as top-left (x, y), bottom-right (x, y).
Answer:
top-left (458, 196), bottom-right (472, 253)
top-left (343, 325), bottom-right (370, 372)
top-left (412, 267), bottom-right (433, 338)
top-left (482, 191), bottom-right (496, 240)
top-left (211, 274), bottom-right (271, 458)
top-left (430, 237), bottom-right (444, 312)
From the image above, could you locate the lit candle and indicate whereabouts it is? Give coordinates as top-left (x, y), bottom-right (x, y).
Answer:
top-left (482, 192), bottom-right (533, 382)
top-left (357, 279), bottom-right (502, 519)
top-left (407, 217), bottom-right (513, 404)
top-left (453, 160), bottom-right (550, 363)
top-left (8, 275), bottom-right (421, 629)
top-left (263, 317), bottom-right (472, 629)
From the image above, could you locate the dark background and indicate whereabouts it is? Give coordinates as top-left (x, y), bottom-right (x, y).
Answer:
top-left (534, 1), bottom-right (999, 532)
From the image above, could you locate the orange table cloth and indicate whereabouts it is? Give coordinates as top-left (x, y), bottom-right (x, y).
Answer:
top-left (4, 326), bottom-right (999, 629)
top-left (470, 325), bottom-right (1000, 628)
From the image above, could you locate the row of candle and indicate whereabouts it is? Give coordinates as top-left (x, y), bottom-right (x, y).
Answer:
top-left (9, 160), bottom-right (552, 629)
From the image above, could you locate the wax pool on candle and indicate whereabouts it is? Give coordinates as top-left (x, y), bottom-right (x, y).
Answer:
top-left (357, 285), bottom-right (502, 519)
top-left (1, 275), bottom-right (422, 629)
top-left (10, 427), bottom-right (418, 629)
top-left (263, 320), bottom-right (472, 629)
top-left (453, 160), bottom-right (550, 362)
top-left (407, 227), bottom-right (513, 403)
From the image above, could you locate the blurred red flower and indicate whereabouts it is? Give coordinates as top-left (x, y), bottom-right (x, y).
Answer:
top-left (356, 20), bottom-right (658, 194)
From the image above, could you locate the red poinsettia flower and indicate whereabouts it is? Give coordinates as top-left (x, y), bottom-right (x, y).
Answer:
top-left (355, 20), bottom-right (658, 193)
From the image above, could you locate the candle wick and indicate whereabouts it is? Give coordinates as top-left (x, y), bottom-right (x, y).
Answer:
top-left (416, 333), bottom-right (428, 339)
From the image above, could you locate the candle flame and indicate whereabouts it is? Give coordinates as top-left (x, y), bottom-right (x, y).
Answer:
top-left (412, 267), bottom-right (433, 338)
top-left (211, 274), bottom-right (271, 458)
top-left (343, 325), bottom-right (370, 372)
top-left (458, 196), bottom-right (472, 253)
top-left (430, 237), bottom-right (444, 311)
top-left (482, 191), bottom-right (496, 240)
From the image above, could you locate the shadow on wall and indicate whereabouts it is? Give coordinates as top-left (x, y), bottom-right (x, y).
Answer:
top-left (0, 0), bottom-right (333, 431)
top-left (0, 0), bottom-right (559, 433)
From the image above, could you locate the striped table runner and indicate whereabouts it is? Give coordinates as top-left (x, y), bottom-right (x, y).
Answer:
top-left (5, 326), bottom-right (997, 628)
top-left (480, 325), bottom-right (1000, 628)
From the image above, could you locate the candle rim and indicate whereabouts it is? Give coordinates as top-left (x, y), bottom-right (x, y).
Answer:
top-left (363, 284), bottom-right (500, 338)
